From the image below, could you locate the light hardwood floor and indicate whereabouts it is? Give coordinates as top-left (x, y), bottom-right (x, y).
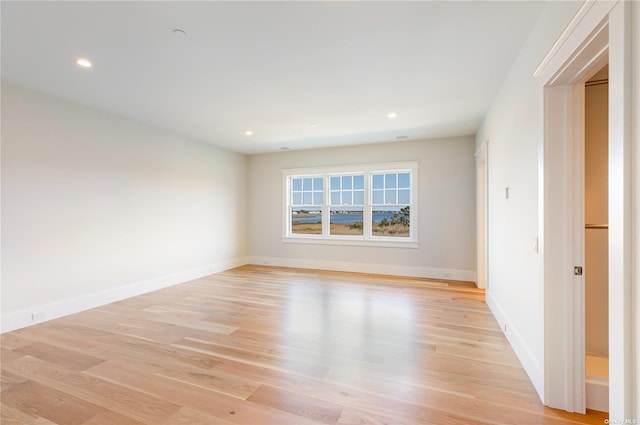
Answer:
top-left (1, 265), bottom-right (607, 424)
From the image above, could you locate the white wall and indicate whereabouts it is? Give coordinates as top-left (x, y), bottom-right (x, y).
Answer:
top-left (1, 83), bottom-right (248, 331)
top-left (475, 1), bottom-right (584, 398)
top-left (247, 137), bottom-right (476, 281)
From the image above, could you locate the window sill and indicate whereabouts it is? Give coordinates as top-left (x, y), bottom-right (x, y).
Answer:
top-left (282, 236), bottom-right (419, 249)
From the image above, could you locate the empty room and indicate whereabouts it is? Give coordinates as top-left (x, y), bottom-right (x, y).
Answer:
top-left (1, 1), bottom-right (638, 424)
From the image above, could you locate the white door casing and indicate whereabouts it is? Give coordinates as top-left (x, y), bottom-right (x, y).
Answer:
top-left (536, 0), bottom-right (634, 419)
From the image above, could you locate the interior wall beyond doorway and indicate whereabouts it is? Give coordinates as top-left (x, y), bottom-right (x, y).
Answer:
top-left (584, 67), bottom-right (609, 358)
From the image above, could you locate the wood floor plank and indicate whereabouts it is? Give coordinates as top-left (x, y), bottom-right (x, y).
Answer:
top-left (96, 333), bottom-right (222, 370)
top-left (1, 400), bottom-right (41, 425)
top-left (80, 410), bottom-right (148, 425)
top-left (3, 355), bottom-right (181, 424)
top-left (153, 363), bottom-right (260, 400)
top-left (1, 368), bottom-right (30, 392)
top-left (247, 385), bottom-right (344, 424)
top-left (51, 311), bottom-right (187, 345)
top-left (1, 380), bottom-right (104, 425)
top-left (84, 360), bottom-right (332, 425)
top-left (15, 342), bottom-right (104, 372)
top-left (94, 350), bottom-right (260, 400)
top-left (14, 325), bottom-right (103, 352)
top-left (173, 337), bottom-right (329, 378)
top-left (1, 333), bottom-right (34, 350)
top-left (160, 407), bottom-right (237, 425)
top-left (0, 265), bottom-right (606, 424)
top-left (1, 347), bottom-right (27, 365)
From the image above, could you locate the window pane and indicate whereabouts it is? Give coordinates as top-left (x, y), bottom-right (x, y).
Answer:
top-left (303, 192), bottom-right (312, 204)
top-left (372, 190), bottom-right (384, 205)
top-left (372, 174), bottom-right (384, 189)
top-left (330, 208), bottom-right (363, 236)
top-left (292, 178), bottom-right (302, 191)
top-left (342, 176), bottom-right (352, 190)
top-left (385, 174), bottom-right (397, 189)
top-left (354, 175), bottom-right (364, 190)
top-left (303, 178), bottom-right (313, 190)
top-left (314, 178), bottom-right (323, 190)
top-left (343, 192), bottom-right (352, 205)
top-left (385, 189), bottom-right (396, 204)
top-left (314, 192), bottom-right (323, 205)
top-left (398, 173), bottom-right (410, 188)
top-left (353, 190), bottom-right (364, 205)
top-left (398, 189), bottom-right (410, 204)
top-left (293, 192), bottom-right (302, 205)
top-left (330, 191), bottom-right (340, 205)
top-left (372, 207), bottom-right (410, 238)
top-left (291, 208), bottom-right (322, 235)
top-left (331, 176), bottom-right (340, 190)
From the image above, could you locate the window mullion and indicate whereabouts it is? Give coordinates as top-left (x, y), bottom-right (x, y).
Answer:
top-left (322, 175), bottom-right (329, 237)
top-left (286, 178), bottom-right (291, 237)
top-left (364, 172), bottom-right (372, 238)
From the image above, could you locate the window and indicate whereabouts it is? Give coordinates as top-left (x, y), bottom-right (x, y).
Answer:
top-left (283, 162), bottom-right (418, 247)
top-left (290, 176), bottom-right (323, 235)
top-left (330, 174), bottom-right (364, 236)
top-left (371, 172), bottom-right (411, 238)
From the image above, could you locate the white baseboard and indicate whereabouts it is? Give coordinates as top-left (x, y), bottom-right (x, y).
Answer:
top-left (0, 257), bottom-right (248, 334)
top-left (486, 291), bottom-right (544, 401)
top-left (248, 256), bottom-right (476, 282)
top-left (585, 377), bottom-right (609, 412)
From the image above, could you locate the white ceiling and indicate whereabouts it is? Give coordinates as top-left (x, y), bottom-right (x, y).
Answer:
top-left (1, 1), bottom-right (545, 154)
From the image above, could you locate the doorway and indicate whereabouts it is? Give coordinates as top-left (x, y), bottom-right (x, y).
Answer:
top-left (475, 141), bottom-right (488, 290)
top-left (536, 0), bottom-right (634, 417)
top-left (537, 1), bottom-right (633, 417)
top-left (584, 65), bottom-right (609, 413)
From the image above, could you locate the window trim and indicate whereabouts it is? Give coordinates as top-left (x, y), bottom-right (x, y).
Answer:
top-left (282, 161), bottom-right (418, 248)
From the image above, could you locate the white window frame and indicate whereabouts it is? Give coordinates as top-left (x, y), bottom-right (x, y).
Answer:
top-left (282, 161), bottom-right (418, 248)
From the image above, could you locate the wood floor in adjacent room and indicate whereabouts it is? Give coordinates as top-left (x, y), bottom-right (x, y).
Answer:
top-left (1, 265), bottom-right (606, 425)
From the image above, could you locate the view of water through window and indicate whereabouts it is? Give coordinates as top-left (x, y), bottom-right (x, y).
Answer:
top-left (287, 164), bottom-right (414, 240)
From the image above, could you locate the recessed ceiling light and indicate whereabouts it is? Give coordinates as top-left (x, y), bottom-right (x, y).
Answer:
top-left (173, 29), bottom-right (187, 37)
top-left (388, 112), bottom-right (398, 119)
top-left (245, 130), bottom-right (253, 136)
top-left (76, 58), bottom-right (92, 68)
top-left (310, 124), bottom-right (317, 128)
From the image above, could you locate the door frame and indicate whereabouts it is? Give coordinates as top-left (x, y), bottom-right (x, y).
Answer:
top-left (536, 0), bottom-right (633, 418)
top-left (475, 141), bottom-right (488, 290)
